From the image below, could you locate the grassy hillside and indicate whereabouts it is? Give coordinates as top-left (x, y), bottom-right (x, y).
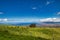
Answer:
top-left (0, 25), bottom-right (60, 40)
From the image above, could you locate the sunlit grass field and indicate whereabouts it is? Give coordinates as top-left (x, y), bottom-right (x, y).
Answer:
top-left (0, 25), bottom-right (60, 40)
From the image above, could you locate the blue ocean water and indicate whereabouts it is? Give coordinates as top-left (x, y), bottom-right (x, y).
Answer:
top-left (0, 22), bottom-right (60, 26)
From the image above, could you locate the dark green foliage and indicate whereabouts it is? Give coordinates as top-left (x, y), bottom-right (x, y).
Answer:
top-left (29, 23), bottom-right (36, 27)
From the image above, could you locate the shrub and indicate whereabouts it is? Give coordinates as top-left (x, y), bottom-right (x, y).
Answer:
top-left (29, 23), bottom-right (36, 28)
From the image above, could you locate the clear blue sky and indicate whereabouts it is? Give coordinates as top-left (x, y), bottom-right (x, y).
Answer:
top-left (0, 0), bottom-right (60, 23)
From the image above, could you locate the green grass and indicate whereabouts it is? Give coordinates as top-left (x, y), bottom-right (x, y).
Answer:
top-left (0, 25), bottom-right (60, 40)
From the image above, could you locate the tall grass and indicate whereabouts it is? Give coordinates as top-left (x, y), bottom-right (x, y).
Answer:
top-left (0, 25), bottom-right (60, 40)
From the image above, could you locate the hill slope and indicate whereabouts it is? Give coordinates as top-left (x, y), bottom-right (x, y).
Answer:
top-left (0, 25), bottom-right (60, 40)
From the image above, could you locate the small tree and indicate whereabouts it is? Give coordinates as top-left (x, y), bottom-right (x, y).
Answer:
top-left (29, 23), bottom-right (36, 27)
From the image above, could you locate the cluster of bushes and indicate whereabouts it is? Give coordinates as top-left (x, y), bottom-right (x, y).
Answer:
top-left (29, 23), bottom-right (36, 27)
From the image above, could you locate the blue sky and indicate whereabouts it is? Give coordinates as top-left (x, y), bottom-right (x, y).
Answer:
top-left (0, 0), bottom-right (60, 23)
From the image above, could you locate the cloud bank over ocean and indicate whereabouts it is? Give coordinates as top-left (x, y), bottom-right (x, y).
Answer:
top-left (0, 18), bottom-right (60, 23)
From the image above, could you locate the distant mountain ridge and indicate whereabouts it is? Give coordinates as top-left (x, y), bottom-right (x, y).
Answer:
top-left (43, 22), bottom-right (60, 24)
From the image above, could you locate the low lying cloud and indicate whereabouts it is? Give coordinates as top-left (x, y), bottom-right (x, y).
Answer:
top-left (0, 18), bottom-right (60, 23)
top-left (0, 18), bottom-right (39, 23)
top-left (3, 19), bottom-right (8, 22)
top-left (40, 18), bottom-right (60, 22)
top-left (0, 18), bottom-right (8, 22)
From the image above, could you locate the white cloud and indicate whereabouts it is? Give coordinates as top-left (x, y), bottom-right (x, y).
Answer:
top-left (57, 12), bottom-right (60, 15)
top-left (40, 18), bottom-right (60, 22)
top-left (0, 18), bottom-right (8, 22)
top-left (0, 18), bottom-right (39, 23)
top-left (0, 12), bottom-right (4, 14)
top-left (46, 1), bottom-right (54, 5)
top-left (0, 19), bottom-right (2, 21)
top-left (40, 18), bottom-right (53, 22)
top-left (46, 1), bottom-right (51, 5)
top-left (32, 7), bottom-right (37, 10)
top-left (7, 18), bottom-right (60, 23)
top-left (8, 18), bottom-right (39, 23)
top-left (3, 19), bottom-right (8, 22)
top-left (0, 18), bottom-right (60, 23)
